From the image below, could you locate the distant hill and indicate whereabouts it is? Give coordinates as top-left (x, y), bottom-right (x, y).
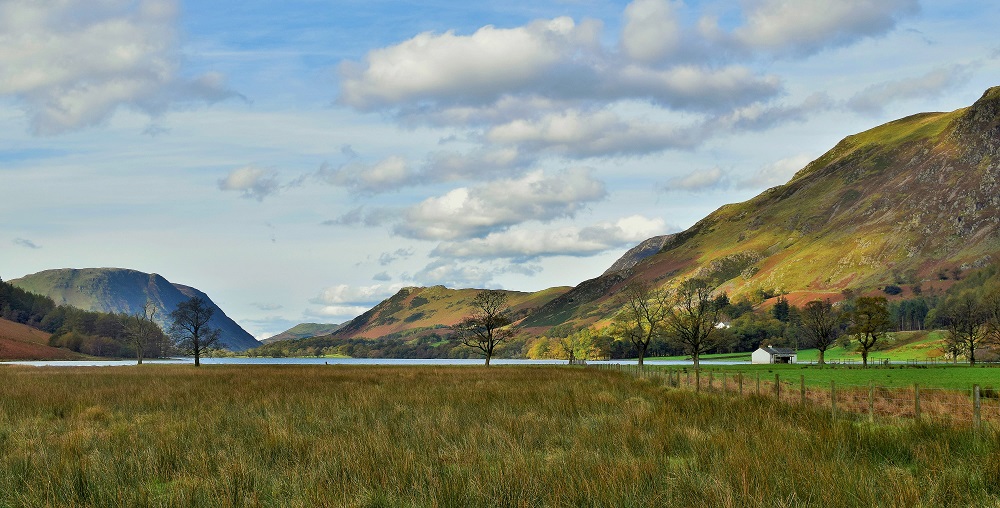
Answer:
top-left (9, 268), bottom-right (259, 351)
top-left (0, 317), bottom-right (83, 360)
top-left (329, 285), bottom-right (572, 341)
top-left (263, 323), bottom-right (344, 344)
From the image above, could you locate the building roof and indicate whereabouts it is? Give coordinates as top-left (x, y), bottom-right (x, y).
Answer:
top-left (760, 346), bottom-right (796, 356)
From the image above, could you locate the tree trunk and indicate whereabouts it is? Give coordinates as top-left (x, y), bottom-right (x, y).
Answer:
top-left (484, 354), bottom-right (491, 367)
top-left (817, 349), bottom-right (825, 366)
top-left (692, 352), bottom-right (700, 370)
top-left (194, 351), bottom-right (201, 367)
top-left (970, 346), bottom-right (976, 366)
top-left (861, 349), bottom-right (868, 368)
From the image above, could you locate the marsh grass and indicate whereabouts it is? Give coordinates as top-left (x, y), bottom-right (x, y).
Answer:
top-left (0, 365), bottom-right (998, 507)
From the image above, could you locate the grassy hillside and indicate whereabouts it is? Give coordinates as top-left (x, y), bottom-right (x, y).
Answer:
top-left (524, 86), bottom-right (1000, 332)
top-left (262, 323), bottom-right (343, 344)
top-left (0, 317), bottom-right (83, 360)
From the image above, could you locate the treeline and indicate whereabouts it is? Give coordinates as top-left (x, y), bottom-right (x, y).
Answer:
top-left (0, 277), bottom-right (171, 358)
top-left (248, 331), bottom-right (481, 359)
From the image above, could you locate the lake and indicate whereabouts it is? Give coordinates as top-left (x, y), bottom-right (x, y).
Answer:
top-left (2, 357), bottom-right (746, 367)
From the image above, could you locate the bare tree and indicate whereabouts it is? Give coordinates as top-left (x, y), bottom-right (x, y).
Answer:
top-left (800, 299), bottom-right (842, 366)
top-left (664, 278), bottom-right (721, 370)
top-left (455, 290), bottom-right (517, 366)
top-left (848, 296), bottom-right (891, 367)
top-left (610, 280), bottom-right (671, 368)
top-left (169, 297), bottom-right (221, 367)
top-left (125, 300), bottom-right (162, 365)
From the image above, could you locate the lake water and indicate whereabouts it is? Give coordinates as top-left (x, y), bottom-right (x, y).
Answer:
top-left (2, 357), bottom-right (746, 367)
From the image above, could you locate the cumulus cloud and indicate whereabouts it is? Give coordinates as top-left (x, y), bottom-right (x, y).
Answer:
top-left (846, 64), bottom-right (974, 115)
top-left (666, 167), bottom-right (726, 192)
top-left (737, 154), bottom-right (814, 189)
top-left (431, 215), bottom-right (668, 261)
top-left (323, 206), bottom-right (398, 227)
top-left (0, 0), bottom-right (238, 134)
top-left (314, 156), bottom-right (418, 193)
top-left (727, 0), bottom-right (919, 56)
top-left (395, 168), bottom-right (607, 240)
top-left (621, 0), bottom-right (682, 63)
top-left (13, 238), bottom-right (41, 249)
top-left (411, 260), bottom-right (501, 289)
top-left (713, 93), bottom-right (832, 131)
top-left (311, 283), bottom-right (404, 305)
top-left (218, 166), bottom-right (279, 201)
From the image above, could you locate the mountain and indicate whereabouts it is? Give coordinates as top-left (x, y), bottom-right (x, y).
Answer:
top-left (329, 285), bottom-right (572, 340)
top-left (522, 86), bottom-right (1000, 330)
top-left (263, 323), bottom-right (344, 344)
top-left (9, 268), bottom-right (260, 351)
top-left (602, 235), bottom-right (673, 275)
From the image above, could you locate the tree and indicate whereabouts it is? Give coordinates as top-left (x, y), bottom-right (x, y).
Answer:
top-left (125, 301), bottom-right (162, 365)
top-left (455, 290), bottom-right (517, 366)
top-left (800, 299), bottom-right (842, 366)
top-left (664, 278), bottom-right (722, 370)
top-left (939, 291), bottom-right (988, 365)
top-left (848, 296), bottom-right (891, 367)
top-left (771, 296), bottom-right (791, 322)
top-left (555, 329), bottom-right (595, 365)
top-left (169, 297), bottom-right (222, 367)
top-left (610, 280), bottom-right (671, 368)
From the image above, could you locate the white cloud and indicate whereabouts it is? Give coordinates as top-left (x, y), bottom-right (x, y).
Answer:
top-left (729, 0), bottom-right (919, 55)
top-left (621, 0), bottom-right (682, 63)
top-left (737, 154), bottom-right (814, 189)
top-left (314, 156), bottom-right (417, 193)
top-left (218, 166), bottom-right (279, 201)
top-left (0, 0), bottom-right (237, 134)
top-left (667, 167), bottom-right (726, 192)
top-left (846, 64), bottom-right (974, 115)
top-left (411, 260), bottom-right (500, 289)
top-left (311, 284), bottom-right (404, 305)
top-left (395, 168), bottom-right (607, 240)
top-left (339, 17), bottom-right (601, 110)
top-left (431, 215), bottom-right (668, 261)
top-left (311, 305), bottom-right (373, 319)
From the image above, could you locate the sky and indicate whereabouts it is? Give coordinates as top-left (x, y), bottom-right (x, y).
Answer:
top-left (2, 0), bottom-right (999, 340)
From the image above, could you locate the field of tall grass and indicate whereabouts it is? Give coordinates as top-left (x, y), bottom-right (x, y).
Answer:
top-left (0, 364), bottom-right (998, 507)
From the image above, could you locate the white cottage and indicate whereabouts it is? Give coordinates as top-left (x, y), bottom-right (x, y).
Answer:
top-left (751, 346), bottom-right (797, 364)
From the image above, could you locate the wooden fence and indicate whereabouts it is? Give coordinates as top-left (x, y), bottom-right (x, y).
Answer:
top-left (590, 364), bottom-right (997, 428)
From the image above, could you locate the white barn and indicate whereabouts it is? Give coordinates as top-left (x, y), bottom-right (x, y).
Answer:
top-left (752, 346), bottom-right (797, 364)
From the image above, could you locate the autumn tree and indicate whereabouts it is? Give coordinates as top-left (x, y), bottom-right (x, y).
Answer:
top-left (610, 280), bottom-right (671, 368)
top-left (125, 300), bottom-right (162, 365)
top-left (848, 296), bottom-right (891, 367)
top-left (800, 299), bottom-right (842, 366)
top-left (169, 297), bottom-right (222, 367)
top-left (455, 290), bottom-right (517, 366)
top-left (555, 328), bottom-right (595, 365)
top-left (664, 278), bottom-right (722, 370)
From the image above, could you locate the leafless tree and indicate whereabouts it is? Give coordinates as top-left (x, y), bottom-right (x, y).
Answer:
top-left (664, 278), bottom-right (721, 370)
top-left (125, 300), bottom-right (162, 365)
top-left (455, 290), bottom-right (517, 366)
top-left (800, 299), bottom-right (842, 366)
top-left (610, 280), bottom-right (671, 368)
top-left (940, 290), bottom-right (989, 365)
top-left (169, 297), bottom-right (221, 367)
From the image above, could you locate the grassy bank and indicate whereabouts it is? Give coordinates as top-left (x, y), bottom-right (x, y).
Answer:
top-left (0, 365), bottom-right (998, 506)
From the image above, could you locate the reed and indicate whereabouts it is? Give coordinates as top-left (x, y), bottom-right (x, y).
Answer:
top-left (0, 365), bottom-right (996, 506)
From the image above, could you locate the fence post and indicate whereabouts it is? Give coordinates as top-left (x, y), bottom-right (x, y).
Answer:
top-left (800, 375), bottom-right (806, 405)
top-left (687, 370), bottom-right (691, 388)
top-left (774, 373), bottom-right (780, 399)
top-left (696, 370), bottom-right (701, 393)
top-left (914, 384), bottom-right (921, 421)
top-left (831, 380), bottom-right (837, 419)
top-left (723, 372), bottom-right (728, 395)
top-left (756, 373), bottom-right (760, 396)
top-left (974, 385), bottom-right (982, 430)
top-left (868, 381), bottom-right (874, 423)
top-left (739, 373), bottom-right (744, 396)
top-left (709, 371), bottom-right (714, 392)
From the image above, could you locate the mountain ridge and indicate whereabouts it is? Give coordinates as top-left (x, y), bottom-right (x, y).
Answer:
top-left (9, 268), bottom-right (259, 351)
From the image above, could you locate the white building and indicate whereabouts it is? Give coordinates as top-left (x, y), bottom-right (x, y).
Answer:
top-left (751, 346), bottom-right (797, 364)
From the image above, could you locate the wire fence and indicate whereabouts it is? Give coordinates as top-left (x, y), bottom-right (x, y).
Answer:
top-left (590, 364), bottom-right (998, 428)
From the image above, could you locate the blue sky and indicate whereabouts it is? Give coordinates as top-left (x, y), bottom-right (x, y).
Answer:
top-left (2, 0), bottom-right (999, 340)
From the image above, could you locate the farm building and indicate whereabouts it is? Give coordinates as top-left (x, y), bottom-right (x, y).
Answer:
top-left (751, 346), bottom-right (797, 364)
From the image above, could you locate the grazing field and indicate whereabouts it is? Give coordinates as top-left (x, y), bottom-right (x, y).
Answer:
top-left (0, 365), bottom-right (998, 507)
